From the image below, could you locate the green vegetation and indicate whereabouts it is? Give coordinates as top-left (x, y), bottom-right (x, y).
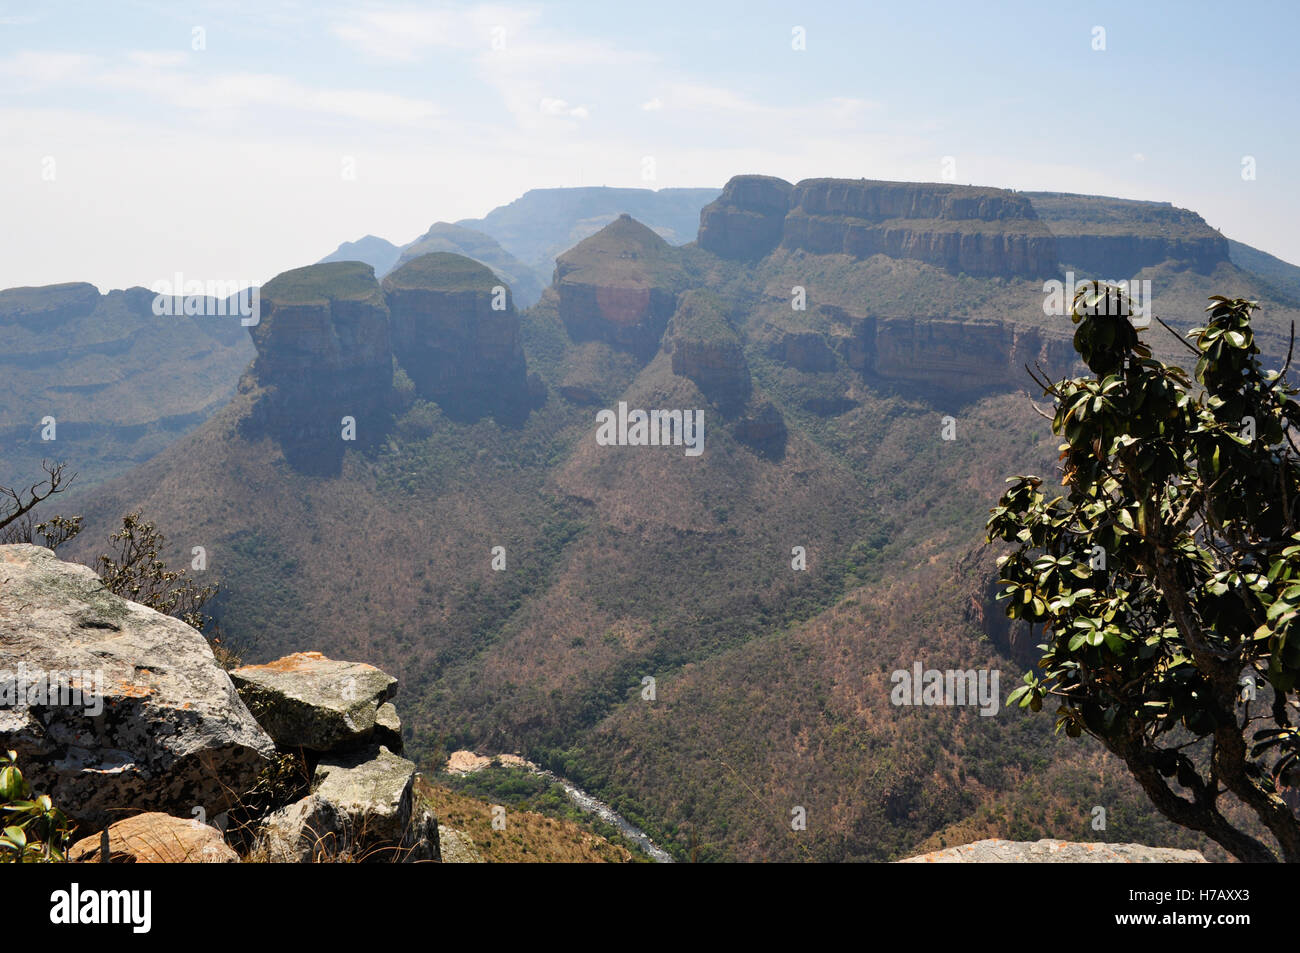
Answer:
top-left (261, 260), bottom-right (382, 305)
top-left (1027, 192), bottom-right (1221, 239)
top-left (383, 251), bottom-right (503, 293)
top-left (0, 750), bottom-right (72, 863)
top-left (438, 764), bottom-right (649, 860)
top-left (990, 286), bottom-right (1300, 862)
top-left (669, 289), bottom-right (737, 344)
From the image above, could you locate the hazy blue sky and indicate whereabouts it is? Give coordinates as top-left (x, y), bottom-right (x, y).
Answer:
top-left (3, 0), bottom-right (1297, 290)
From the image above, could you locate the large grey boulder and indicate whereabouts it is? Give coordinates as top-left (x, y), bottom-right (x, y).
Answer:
top-left (257, 745), bottom-right (439, 862)
top-left (898, 838), bottom-right (1207, 863)
top-left (0, 544), bottom-right (275, 831)
top-left (230, 652), bottom-right (398, 753)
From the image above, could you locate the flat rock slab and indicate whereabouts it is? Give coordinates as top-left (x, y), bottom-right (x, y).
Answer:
top-left (899, 838), bottom-right (1207, 863)
top-left (231, 651), bottom-right (397, 753)
top-left (68, 811), bottom-right (239, 863)
top-left (0, 544), bottom-right (274, 831)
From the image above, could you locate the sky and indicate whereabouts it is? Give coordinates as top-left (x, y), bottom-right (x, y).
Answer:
top-left (2, 0), bottom-right (1298, 291)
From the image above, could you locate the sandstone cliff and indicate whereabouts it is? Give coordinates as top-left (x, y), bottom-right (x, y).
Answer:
top-left (697, 175), bottom-right (793, 259)
top-left (383, 252), bottom-right (531, 418)
top-left (836, 313), bottom-right (1077, 394)
top-left (245, 254), bottom-right (538, 469)
top-left (245, 261), bottom-right (393, 471)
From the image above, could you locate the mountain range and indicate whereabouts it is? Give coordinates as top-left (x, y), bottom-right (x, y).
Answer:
top-left (7, 175), bottom-right (1300, 860)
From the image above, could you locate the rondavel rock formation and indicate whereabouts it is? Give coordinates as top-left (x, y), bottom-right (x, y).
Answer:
top-left (554, 213), bottom-right (688, 360)
top-left (242, 252), bottom-right (537, 472)
top-left (0, 544), bottom-right (463, 862)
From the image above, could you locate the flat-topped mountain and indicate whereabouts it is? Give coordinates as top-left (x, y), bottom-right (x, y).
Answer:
top-left (1025, 191), bottom-right (1228, 274)
top-left (701, 175), bottom-right (1058, 276)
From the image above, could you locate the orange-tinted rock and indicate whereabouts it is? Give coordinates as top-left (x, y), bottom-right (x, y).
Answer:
top-left (69, 812), bottom-right (239, 863)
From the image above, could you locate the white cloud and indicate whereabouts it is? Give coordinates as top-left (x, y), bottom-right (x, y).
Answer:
top-left (0, 50), bottom-right (443, 126)
top-left (641, 97), bottom-right (663, 111)
top-left (540, 97), bottom-right (588, 119)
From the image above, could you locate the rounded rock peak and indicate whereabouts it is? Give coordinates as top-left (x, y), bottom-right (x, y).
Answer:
top-left (382, 251), bottom-right (504, 295)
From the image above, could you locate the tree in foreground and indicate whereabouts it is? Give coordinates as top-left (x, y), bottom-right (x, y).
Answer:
top-left (988, 285), bottom-right (1300, 862)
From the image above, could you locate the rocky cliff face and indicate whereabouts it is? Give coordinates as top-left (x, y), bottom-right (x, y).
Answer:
top-left (700, 175), bottom-right (1058, 277)
top-left (383, 252), bottom-right (530, 418)
top-left (697, 175), bottom-right (793, 259)
top-left (555, 214), bottom-right (686, 359)
top-left (825, 312), bottom-right (1077, 394)
top-left (1027, 192), bottom-right (1229, 275)
top-left (664, 290), bottom-right (751, 412)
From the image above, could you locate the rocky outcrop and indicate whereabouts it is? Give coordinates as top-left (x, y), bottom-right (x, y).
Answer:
top-left (245, 255), bottom-right (539, 467)
top-left (555, 214), bottom-right (686, 360)
top-left (899, 839), bottom-right (1206, 863)
top-left (230, 651), bottom-right (399, 754)
top-left (1027, 192), bottom-right (1229, 275)
top-left (731, 399), bottom-right (787, 458)
top-left (236, 650), bottom-right (437, 862)
top-left (258, 746), bottom-right (439, 862)
top-left (438, 825), bottom-right (485, 863)
top-left (382, 252), bottom-right (530, 418)
top-left (68, 812), bottom-right (240, 863)
top-left (698, 175), bottom-right (793, 259)
top-left (0, 544), bottom-right (275, 831)
top-left (665, 290), bottom-right (751, 412)
top-left (766, 324), bottom-right (839, 372)
top-left (831, 314), bottom-right (1077, 394)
